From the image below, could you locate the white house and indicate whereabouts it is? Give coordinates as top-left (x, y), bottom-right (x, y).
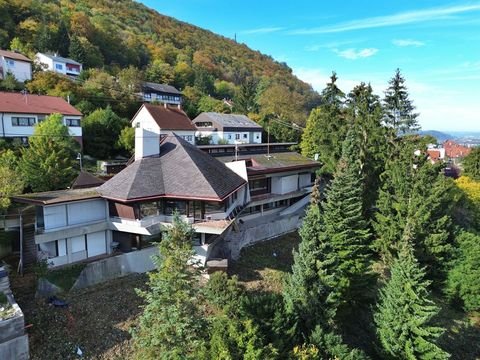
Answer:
top-left (193, 112), bottom-right (263, 145)
top-left (0, 49), bottom-right (32, 82)
top-left (0, 92), bottom-right (83, 144)
top-left (132, 103), bottom-right (196, 155)
top-left (35, 53), bottom-right (82, 77)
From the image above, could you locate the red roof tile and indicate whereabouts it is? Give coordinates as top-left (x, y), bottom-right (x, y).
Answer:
top-left (0, 49), bottom-right (32, 62)
top-left (443, 140), bottom-right (472, 158)
top-left (141, 103), bottom-right (195, 130)
top-left (0, 92), bottom-right (82, 116)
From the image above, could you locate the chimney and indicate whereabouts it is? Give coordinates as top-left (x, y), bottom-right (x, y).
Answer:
top-left (135, 127), bottom-right (160, 160)
top-left (164, 102), bottom-right (167, 108)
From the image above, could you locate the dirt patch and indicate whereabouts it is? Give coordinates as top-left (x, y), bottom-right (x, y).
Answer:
top-left (9, 268), bottom-right (147, 360)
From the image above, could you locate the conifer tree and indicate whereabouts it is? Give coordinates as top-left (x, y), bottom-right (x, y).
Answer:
top-left (383, 69), bottom-right (420, 136)
top-left (283, 181), bottom-right (338, 335)
top-left (373, 138), bottom-right (454, 280)
top-left (320, 128), bottom-right (372, 308)
top-left (300, 72), bottom-right (346, 176)
top-left (346, 82), bottom-right (387, 214)
top-left (133, 214), bottom-right (207, 359)
top-left (374, 240), bottom-right (449, 360)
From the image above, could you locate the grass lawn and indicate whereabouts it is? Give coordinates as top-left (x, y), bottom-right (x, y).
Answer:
top-left (44, 264), bottom-right (86, 292)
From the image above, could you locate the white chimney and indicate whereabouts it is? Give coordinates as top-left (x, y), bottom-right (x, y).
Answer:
top-left (135, 127), bottom-right (160, 160)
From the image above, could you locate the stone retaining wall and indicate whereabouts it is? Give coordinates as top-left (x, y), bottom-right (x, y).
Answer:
top-left (226, 214), bottom-right (301, 260)
top-left (72, 247), bottom-right (158, 290)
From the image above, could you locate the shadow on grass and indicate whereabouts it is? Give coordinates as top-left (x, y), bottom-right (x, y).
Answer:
top-left (229, 232), bottom-right (300, 292)
top-left (435, 299), bottom-right (480, 360)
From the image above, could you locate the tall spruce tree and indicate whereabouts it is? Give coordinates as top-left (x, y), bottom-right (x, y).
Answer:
top-left (132, 214), bottom-right (207, 359)
top-left (346, 82), bottom-right (387, 214)
top-left (283, 180), bottom-right (338, 336)
top-left (320, 128), bottom-right (372, 310)
top-left (374, 240), bottom-right (449, 360)
top-left (300, 72), bottom-right (346, 176)
top-left (373, 138), bottom-right (454, 280)
top-left (383, 69), bottom-right (420, 136)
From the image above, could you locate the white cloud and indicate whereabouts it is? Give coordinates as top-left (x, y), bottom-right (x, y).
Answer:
top-left (334, 48), bottom-right (378, 60)
top-left (240, 27), bottom-right (284, 34)
top-left (393, 39), bottom-right (425, 47)
top-left (289, 3), bottom-right (480, 34)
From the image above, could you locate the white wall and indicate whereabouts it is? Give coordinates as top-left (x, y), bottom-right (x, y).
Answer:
top-left (299, 173), bottom-right (312, 188)
top-left (52, 60), bottom-right (67, 75)
top-left (0, 113), bottom-right (82, 138)
top-left (196, 130), bottom-right (261, 144)
top-left (67, 199), bottom-right (106, 225)
top-left (35, 53), bottom-right (53, 72)
top-left (43, 199), bottom-right (107, 230)
top-left (135, 127), bottom-right (160, 160)
top-left (86, 231), bottom-right (107, 257)
top-left (1, 57), bottom-right (32, 82)
top-left (271, 174), bottom-right (298, 195)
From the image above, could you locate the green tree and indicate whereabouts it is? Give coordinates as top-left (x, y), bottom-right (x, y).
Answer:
top-left (117, 127), bottom-right (135, 154)
top-left (233, 77), bottom-right (258, 114)
top-left (346, 82), bottom-right (387, 213)
top-left (82, 106), bottom-right (129, 159)
top-left (319, 128), bottom-right (372, 309)
top-left (446, 230), bottom-right (480, 312)
top-left (19, 114), bottom-right (78, 192)
top-left (300, 72), bottom-right (346, 176)
top-left (373, 138), bottom-right (454, 280)
top-left (462, 147), bottom-right (480, 181)
top-left (374, 241), bottom-right (449, 360)
top-left (145, 59), bottom-right (174, 84)
top-left (0, 73), bottom-right (22, 91)
top-left (0, 151), bottom-right (24, 211)
top-left (383, 69), bottom-right (420, 136)
top-left (132, 214), bottom-right (207, 359)
top-left (197, 95), bottom-right (230, 113)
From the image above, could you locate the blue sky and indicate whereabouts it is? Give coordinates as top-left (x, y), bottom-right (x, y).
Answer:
top-left (141, 1), bottom-right (480, 132)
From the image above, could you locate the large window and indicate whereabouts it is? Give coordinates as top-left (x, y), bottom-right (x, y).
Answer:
top-left (12, 117), bottom-right (35, 126)
top-left (204, 201), bottom-right (225, 215)
top-left (65, 118), bottom-right (81, 127)
top-left (140, 201), bottom-right (160, 218)
top-left (249, 178), bottom-right (270, 196)
top-left (164, 200), bottom-right (187, 216)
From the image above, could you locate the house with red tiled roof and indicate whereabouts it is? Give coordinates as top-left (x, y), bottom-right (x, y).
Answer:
top-left (131, 103), bottom-right (196, 154)
top-left (443, 140), bottom-right (472, 161)
top-left (0, 91), bottom-right (82, 144)
top-left (0, 49), bottom-right (32, 82)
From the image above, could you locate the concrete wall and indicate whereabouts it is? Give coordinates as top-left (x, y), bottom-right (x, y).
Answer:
top-left (226, 214), bottom-right (301, 260)
top-left (72, 246), bottom-right (159, 289)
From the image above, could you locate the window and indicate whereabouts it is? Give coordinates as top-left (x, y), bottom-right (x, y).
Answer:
top-left (249, 178), bottom-right (270, 196)
top-left (182, 135), bottom-right (193, 142)
top-left (6, 59), bottom-right (14, 67)
top-left (195, 122), bottom-right (213, 127)
top-left (55, 63), bottom-right (63, 70)
top-left (228, 134), bottom-right (232, 140)
top-left (12, 117), bottom-right (35, 126)
top-left (164, 200), bottom-right (187, 216)
top-left (256, 134), bottom-right (260, 139)
top-left (243, 133), bottom-right (248, 139)
top-left (65, 118), bottom-right (81, 127)
top-left (140, 202), bottom-right (160, 218)
top-left (235, 134), bottom-right (240, 140)
top-left (144, 93), bottom-right (151, 99)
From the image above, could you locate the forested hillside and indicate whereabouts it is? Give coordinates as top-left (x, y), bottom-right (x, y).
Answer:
top-left (0, 0), bottom-right (320, 141)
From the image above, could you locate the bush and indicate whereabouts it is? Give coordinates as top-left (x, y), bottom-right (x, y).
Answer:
top-left (446, 230), bottom-right (480, 312)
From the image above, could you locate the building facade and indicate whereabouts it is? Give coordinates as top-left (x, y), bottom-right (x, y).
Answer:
top-left (0, 49), bottom-right (32, 82)
top-left (132, 103), bottom-right (196, 151)
top-left (35, 53), bottom-right (83, 77)
top-left (193, 112), bottom-right (263, 145)
top-left (0, 92), bottom-right (82, 144)
top-left (140, 82), bottom-right (182, 106)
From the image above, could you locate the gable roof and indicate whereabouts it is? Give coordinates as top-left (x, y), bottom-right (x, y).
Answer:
top-left (37, 53), bottom-right (82, 66)
top-left (193, 112), bottom-right (263, 131)
top-left (0, 92), bottom-right (82, 116)
top-left (136, 103), bottom-right (196, 131)
top-left (98, 135), bottom-right (246, 202)
top-left (0, 49), bottom-right (32, 62)
top-left (142, 82), bottom-right (181, 95)
top-left (71, 171), bottom-right (105, 189)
